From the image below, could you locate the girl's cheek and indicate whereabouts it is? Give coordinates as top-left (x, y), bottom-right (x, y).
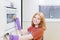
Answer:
top-left (33, 18), bottom-right (36, 22)
top-left (33, 19), bottom-right (37, 24)
top-left (37, 20), bottom-right (40, 24)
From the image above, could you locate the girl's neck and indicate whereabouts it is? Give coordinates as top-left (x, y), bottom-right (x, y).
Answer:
top-left (35, 24), bottom-right (38, 28)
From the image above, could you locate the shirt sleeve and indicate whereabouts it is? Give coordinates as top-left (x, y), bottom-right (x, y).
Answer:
top-left (31, 28), bottom-right (44, 40)
top-left (28, 27), bottom-right (33, 32)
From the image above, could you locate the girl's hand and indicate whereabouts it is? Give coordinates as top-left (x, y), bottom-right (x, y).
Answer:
top-left (19, 34), bottom-right (33, 40)
top-left (19, 36), bottom-right (25, 40)
top-left (20, 29), bottom-right (28, 35)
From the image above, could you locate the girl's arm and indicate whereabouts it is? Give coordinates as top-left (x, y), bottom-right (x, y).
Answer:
top-left (20, 33), bottom-right (33, 40)
top-left (19, 29), bottom-right (29, 35)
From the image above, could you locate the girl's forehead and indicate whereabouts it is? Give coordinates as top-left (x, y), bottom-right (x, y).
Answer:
top-left (34, 15), bottom-right (40, 18)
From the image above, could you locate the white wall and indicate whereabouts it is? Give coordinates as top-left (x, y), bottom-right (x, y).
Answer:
top-left (44, 21), bottom-right (60, 40)
top-left (39, 0), bottom-right (60, 6)
top-left (23, 0), bottom-right (39, 21)
top-left (23, 0), bottom-right (39, 29)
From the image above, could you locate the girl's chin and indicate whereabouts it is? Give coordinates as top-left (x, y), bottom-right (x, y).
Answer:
top-left (34, 23), bottom-right (38, 25)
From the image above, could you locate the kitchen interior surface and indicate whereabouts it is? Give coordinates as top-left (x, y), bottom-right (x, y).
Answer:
top-left (0, 0), bottom-right (60, 40)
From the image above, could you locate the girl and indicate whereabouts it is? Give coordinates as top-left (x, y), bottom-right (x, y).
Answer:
top-left (20, 12), bottom-right (46, 40)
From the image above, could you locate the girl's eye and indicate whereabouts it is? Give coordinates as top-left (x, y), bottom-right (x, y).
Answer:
top-left (34, 16), bottom-right (36, 18)
top-left (33, 17), bottom-right (36, 18)
top-left (37, 18), bottom-right (40, 20)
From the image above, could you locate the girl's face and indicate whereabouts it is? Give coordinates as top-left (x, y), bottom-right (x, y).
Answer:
top-left (33, 15), bottom-right (41, 25)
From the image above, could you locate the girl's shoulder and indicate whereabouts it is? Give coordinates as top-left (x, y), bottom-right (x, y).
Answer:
top-left (28, 26), bottom-right (33, 29)
top-left (28, 26), bottom-right (34, 32)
